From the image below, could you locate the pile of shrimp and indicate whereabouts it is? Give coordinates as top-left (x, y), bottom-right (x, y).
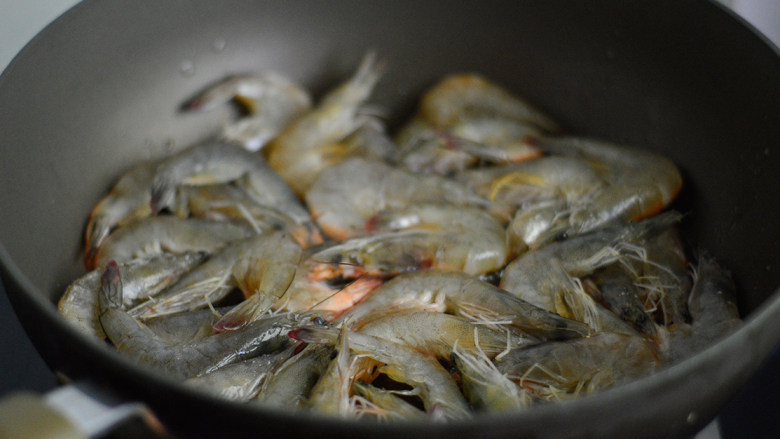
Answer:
top-left (58, 53), bottom-right (742, 421)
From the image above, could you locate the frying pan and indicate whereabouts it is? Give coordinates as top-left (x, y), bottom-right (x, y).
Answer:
top-left (1, 0), bottom-right (779, 437)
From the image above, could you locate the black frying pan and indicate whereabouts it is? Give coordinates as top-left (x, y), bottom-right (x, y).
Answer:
top-left (1, 1), bottom-right (779, 438)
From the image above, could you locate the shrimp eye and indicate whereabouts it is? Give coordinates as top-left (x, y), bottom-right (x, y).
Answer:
top-left (313, 316), bottom-right (327, 327)
top-left (554, 231), bottom-right (569, 242)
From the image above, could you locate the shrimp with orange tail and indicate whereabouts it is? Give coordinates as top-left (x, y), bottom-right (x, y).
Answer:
top-left (535, 136), bottom-right (683, 232)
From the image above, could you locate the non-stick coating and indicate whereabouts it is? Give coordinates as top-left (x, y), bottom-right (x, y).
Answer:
top-left (1, 1), bottom-right (779, 438)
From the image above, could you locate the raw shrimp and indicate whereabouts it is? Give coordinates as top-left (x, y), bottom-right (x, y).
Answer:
top-left (635, 227), bottom-right (692, 326)
top-left (456, 156), bottom-right (605, 207)
top-left (306, 220), bottom-right (504, 280)
top-left (308, 327), bottom-right (379, 417)
top-left (396, 118), bottom-right (542, 175)
top-left (93, 216), bottom-right (252, 267)
top-left (290, 326), bottom-right (472, 420)
top-left (456, 155), bottom-right (608, 252)
top-left (451, 343), bottom-right (533, 412)
top-left (173, 183), bottom-right (321, 248)
top-left (500, 212), bottom-right (681, 314)
top-left (58, 252), bottom-right (205, 339)
top-left (363, 203), bottom-right (507, 275)
top-left (344, 270), bottom-right (590, 341)
top-left (98, 261), bottom-right (323, 379)
top-left (339, 117), bottom-right (398, 164)
top-left (271, 259), bottom-right (383, 319)
top-left (536, 136), bottom-right (683, 232)
top-left (184, 346), bottom-right (295, 401)
top-left (305, 157), bottom-right (491, 240)
top-left (586, 264), bottom-right (659, 339)
top-left (660, 253), bottom-right (741, 364)
top-left (494, 332), bottom-right (659, 396)
top-left (351, 382), bottom-right (425, 420)
top-left (184, 73), bottom-right (312, 151)
top-left (266, 52), bottom-right (383, 196)
top-left (144, 306), bottom-right (230, 344)
top-left (149, 141), bottom-right (313, 235)
top-left (418, 73), bottom-right (560, 132)
top-left (357, 311), bottom-right (533, 359)
top-left (130, 233), bottom-right (301, 329)
top-left (84, 162), bottom-right (157, 269)
top-left (254, 344), bottom-right (334, 409)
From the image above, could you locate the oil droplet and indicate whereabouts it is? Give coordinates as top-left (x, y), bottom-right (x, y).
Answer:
top-left (212, 38), bottom-right (227, 53)
top-left (180, 60), bottom-right (195, 77)
top-left (686, 411), bottom-right (697, 424)
top-left (767, 265), bottom-right (772, 272)
top-left (765, 147), bottom-right (770, 156)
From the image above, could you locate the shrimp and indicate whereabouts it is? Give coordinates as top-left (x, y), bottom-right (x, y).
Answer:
top-left (184, 346), bottom-right (296, 401)
top-left (149, 142), bottom-right (313, 237)
top-left (289, 326), bottom-right (472, 420)
top-left (456, 156), bottom-right (608, 253)
top-left (173, 183), bottom-right (321, 248)
top-left (308, 327), bottom-right (380, 417)
top-left (396, 118), bottom-right (542, 175)
top-left (305, 157), bottom-right (491, 240)
top-left (364, 203), bottom-right (507, 275)
top-left (98, 261), bottom-right (323, 379)
top-left (344, 270), bottom-right (590, 341)
top-left (586, 264), bottom-right (659, 339)
top-left (271, 260), bottom-right (383, 319)
top-left (143, 306), bottom-right (230, 344)
top-left (339, 116), bottom-right (398, 164)
top-left (456, 156), bottom-right (605, 207)
top-left (451, 343), bottom-right (533, 412)
top-left (58, 252), bottom-right (206, 339)
top-left (255, 344), bottom-right (334, 409)
top-left (418, 73), bottom-right (561, 133)
top-left (535, 136), bottom-right (683, 233)
top-left (635, 227), bottom-right (692, 326)
top-left (357, 311), bottom-right (533, 359)
top-left (500, 212), bottom-right (682, 313)
top-left (306, 223), bottom-right (504, 280)
top-left (184, 73), bottom-right (312, 151)
top-left (351, 382), bottom-right (426, 420)
top-left (130, 233), bottom-right (301, 328)
top-left (266, 52), bottom-right (383, 196)
top-left (494, 332), bottom-right (659, 396)
top-left (84, 162), bottom-right (156, 269)
top-left (93, 216), bottom-right (252, 267)
top-left (659, 253), bottom-right (742, 364)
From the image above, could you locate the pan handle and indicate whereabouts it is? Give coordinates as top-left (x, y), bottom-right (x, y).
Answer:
top-left (0, 382), bottom-right (166, 438)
